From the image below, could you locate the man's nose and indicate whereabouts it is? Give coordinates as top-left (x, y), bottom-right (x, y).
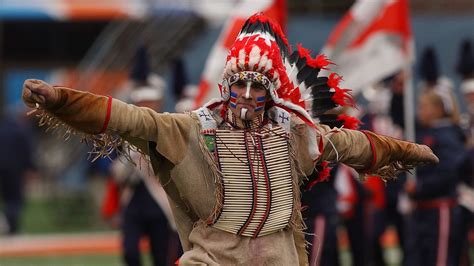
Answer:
top-left (242, 93), bottom-right (253, 100)
top-left (242, 82), bottom-right (252, 99)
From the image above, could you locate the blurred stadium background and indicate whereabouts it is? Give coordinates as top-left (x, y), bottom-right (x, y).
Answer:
top-left (0, 0), bottom-right (473, 265)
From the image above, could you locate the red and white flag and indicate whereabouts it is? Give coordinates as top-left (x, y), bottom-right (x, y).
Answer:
top-left (321, 0), bottom-right (414, 93)
top-left (193, 0), bottom-right (287, 108)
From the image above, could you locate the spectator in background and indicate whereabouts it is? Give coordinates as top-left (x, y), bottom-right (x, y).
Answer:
top-left (458, 39), bottom-right (474, 143)
top-left (404, 84), bottom-right (467, 266)
top-left (417, 46), bottom-right (460, 123)
top-left (359, 86), bottom-right (390, 266)
top-left (104, 46), bottom-right (181, 266)
top-left (171, 58), bottom-right (188, 101)
top-left (389, 71), bottom-right (406, 130)
top-left (302, 109), bottom-right (365, 266)
top-left (360, 81), bottom-right (406, 266)
top-left (171, 58), bottom-right (199, 113)
top-left (381, 72), bottom-right (411, 264)
top-left (301, 168), bottom-right (340, 266)
top-left (418, 47), bottom-right (455, 92)
top-left (170, 57), bottom-right (199, 113)
top-left (334, 164), bottom-right (367, 266)
top-left (0, 108), bottom-right (36, 235)
top-left (112, 87), bottom-right (180, 266)
top-left (456, 38), bottom-right (474, 266)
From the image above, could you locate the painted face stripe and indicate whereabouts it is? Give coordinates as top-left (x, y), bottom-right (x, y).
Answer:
top-left (230, 90), bottom-right (238, 109)
top-left (245, 81), bottom-right (251, 98)
top-left (255, 96), bottom-right (266, 111)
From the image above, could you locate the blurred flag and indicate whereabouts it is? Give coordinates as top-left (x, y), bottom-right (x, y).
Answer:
top-left (321, 0), bottom-right (414, 93)
top-left (193, 0), bottom-right (287, 108)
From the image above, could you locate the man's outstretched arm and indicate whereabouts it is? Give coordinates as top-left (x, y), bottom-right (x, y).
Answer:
top-left (317, 124), bottom-right (439, 180)
top-left (23, 79), bottom-right (111, 134)
top-left (22, 79), bottom-right (193, 165)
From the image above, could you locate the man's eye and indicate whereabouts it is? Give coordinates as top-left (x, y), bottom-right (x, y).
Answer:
top-left (234, 81), bottom-right (246, 87)
top-left (252, 82), bottom-right (265, 90)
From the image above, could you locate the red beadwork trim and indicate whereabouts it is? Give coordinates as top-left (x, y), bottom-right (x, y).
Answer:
top-left (361, 130), bottom-right (377, 171)
top-left (99, 96), bottom-right (112, 134)
top-left (313, 135), bottom-right (325, 163)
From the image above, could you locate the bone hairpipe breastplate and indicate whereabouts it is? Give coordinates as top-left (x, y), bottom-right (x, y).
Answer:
top-left (211, 126), bottom-right (294, 238)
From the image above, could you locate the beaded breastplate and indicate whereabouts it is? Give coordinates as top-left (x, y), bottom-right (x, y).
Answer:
top-left (211, 126), bottom-right (294, 237)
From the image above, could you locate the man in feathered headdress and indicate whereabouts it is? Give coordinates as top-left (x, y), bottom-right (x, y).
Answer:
top-left (22, 13), bottom-right (437, 265)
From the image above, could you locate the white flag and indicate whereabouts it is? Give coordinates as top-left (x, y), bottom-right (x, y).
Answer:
top-left (321, 0), bottom-right (414, 93)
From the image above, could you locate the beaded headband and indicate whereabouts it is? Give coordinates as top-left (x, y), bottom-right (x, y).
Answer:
top-left (228, 71), bottom-right (272, 90)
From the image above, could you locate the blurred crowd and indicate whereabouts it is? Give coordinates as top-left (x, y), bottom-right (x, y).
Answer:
top-left (302, 40), bottom-right (474, 266)
top-left (1, 36), bottom-right (474, 266)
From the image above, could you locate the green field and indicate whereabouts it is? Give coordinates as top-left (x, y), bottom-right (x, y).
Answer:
top-left (4, 194), bottom-right (472, 266)
top-left (0, 254), bottom-right (160, 266)
top-left (19, 194), bottom-right (108, 234)
top-left (1, 254), bottom-right (121, 266)
top-left (0, 249), bottom-right (387, 266)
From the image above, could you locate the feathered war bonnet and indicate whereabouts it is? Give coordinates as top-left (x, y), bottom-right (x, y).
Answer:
top-left (203, 13), bottom-right (354, 128)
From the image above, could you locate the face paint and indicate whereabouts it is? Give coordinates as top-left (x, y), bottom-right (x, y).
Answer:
top-left (255, 96), bottom-right (266, 112)
top-left (229, 91), bottom-right (238, 109)
top-left (245, 81), bottom-right (251, 99)
top-left (240, 107), bottom-right (248, 120)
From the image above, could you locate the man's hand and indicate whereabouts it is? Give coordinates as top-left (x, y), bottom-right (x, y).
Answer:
top-left (22, 79), bottom-right (59, 108)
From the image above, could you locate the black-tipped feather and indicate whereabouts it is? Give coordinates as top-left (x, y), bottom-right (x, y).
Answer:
top-left (247, 21), bottom-right (259, 34)
top-left (289, 51), bottom-right (300, 64)
top-left (304, 73), bottom-right (320, 86)
top-left (312, 79), bottom-right (336, 116)
top-left (317, 114), bottom-right (345, 128)
top-left (296, 67), bottom-right (318, 84)
top-left (312, 90), bottom-right (334, 99)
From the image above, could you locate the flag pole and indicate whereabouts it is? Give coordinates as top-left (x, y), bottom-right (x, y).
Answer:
top-left (404, 65), bottom-right (415, 142)
top-left (404, 64), bottom-right (417, 181)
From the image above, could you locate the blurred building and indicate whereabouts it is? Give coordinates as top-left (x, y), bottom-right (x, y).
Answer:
top-left (1, 0), bottom-right (474, 106)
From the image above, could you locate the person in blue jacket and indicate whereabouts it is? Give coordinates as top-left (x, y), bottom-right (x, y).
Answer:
top-left (404, 86), bottom-right (467, 266)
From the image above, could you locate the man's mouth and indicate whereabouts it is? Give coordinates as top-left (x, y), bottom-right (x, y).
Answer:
top-left (237, 103), bottom-right (255, 108)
